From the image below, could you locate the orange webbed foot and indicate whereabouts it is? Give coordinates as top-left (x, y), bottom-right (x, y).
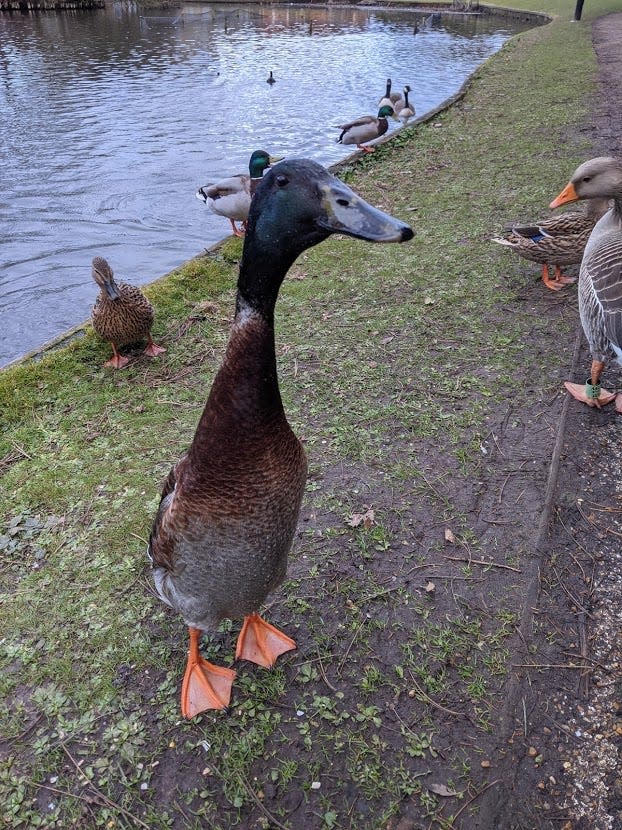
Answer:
top-left (564, 381), bottom-right (616, 409)
top-left (235, 613), bottom-right (296, 668)
top-left (229, 219), bottom-right (246, 237)
top-left (542, 267), bottom-right (565, 292)
top-left (143, 340), bottom-right (166, 358)
top-left (552, 266), bottom-right (576, 286)
top-left (181, 628), bottom-right (236, 718)
top-left (104, 353), bottom-right (130, 369)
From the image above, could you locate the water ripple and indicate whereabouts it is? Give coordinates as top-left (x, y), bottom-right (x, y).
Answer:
top-left (0, 4), bottom-right (531, 366)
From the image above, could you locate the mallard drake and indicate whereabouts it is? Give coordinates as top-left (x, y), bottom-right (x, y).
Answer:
top-left (394, 85), bottom-right (415, 125)
top-left (492, 197), bottom-right (610, 291)
top-left (550, 157), bottom-right (622, 410)
top-left (196, 150), bottom-right (281, 237)
top-left (378, 78), bottom-right (400, 113)
top-left (91, 256), bottom-right (165, 370)
top-left (148, 159), bottom-right (413, 717)
top-left (336, 106), bottom-right (393, 154)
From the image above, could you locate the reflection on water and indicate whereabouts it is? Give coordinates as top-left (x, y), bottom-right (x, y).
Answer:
top-left (0, 3), bottom-right (531, 366)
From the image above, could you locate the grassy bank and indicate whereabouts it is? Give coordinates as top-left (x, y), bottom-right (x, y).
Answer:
top-left (0, 2), bottom-right (617, 828)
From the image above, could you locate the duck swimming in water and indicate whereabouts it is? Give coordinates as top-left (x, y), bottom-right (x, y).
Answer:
top-left (148, 158), bottom-right (413, 717)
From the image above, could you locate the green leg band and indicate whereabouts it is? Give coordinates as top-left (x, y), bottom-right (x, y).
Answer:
top-left (585, 380), bottom-right (601, 400)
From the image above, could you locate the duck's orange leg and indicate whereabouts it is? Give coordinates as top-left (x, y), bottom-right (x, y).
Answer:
top-left (143, 335), bottom-right (166, 358)
top-left (564, 360), bottom-right (616, 409)
top-left (229, 218), bottom-right (245, 237)
top-left (552, 265), bottom-right (576, 286)
top-left (181, 627), bottom-right (236, 718)
top-left (541, 265), bottom-right (564, 291)
top-left (358, 144), bottom-right (375, 153)
top-left (104, 343), bottom-right (129, 369)
top-left (235, 613), bottom-right (296, 668)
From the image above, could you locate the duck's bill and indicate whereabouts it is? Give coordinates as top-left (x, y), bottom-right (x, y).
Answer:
top-left (317, 180), bottom-right (414, 243)
top-left (550, 181), bottom-right (579, 209)
top-left (104, 282), bottom-right (121, 300)
top-left (269, 155), bottom-right (284, 165)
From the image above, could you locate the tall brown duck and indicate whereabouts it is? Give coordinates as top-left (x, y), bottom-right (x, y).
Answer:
top-left (148, 159), bottom-right (413, 718)
top-left (550, 157), bottom-right (622, 410)
top-left (91, 256), bottom-right (165, 369)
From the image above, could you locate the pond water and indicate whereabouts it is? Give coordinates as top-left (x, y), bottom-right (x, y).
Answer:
top-left (0, 2), bottom-right (533, 367)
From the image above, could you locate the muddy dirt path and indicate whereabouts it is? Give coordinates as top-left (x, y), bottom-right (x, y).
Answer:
top-left (474, 13), bottom-right (622, 830)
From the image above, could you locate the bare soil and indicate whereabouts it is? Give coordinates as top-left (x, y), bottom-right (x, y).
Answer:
top-left (471, 14), bottom-right (622, 829)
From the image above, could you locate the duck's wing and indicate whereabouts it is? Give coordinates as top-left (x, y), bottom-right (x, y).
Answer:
top-left (537, 212), bottom-right (593, 237)
top-left (148, 464), bottom-right (182, 573)
top-left (587, 235), bottom-right (622, 351)
top-left (335, 115), bottom-right (377, 131)
top-left (508, 224), bottom-right (554, 241)
top-left (203, 174), bottom-right (249, 200)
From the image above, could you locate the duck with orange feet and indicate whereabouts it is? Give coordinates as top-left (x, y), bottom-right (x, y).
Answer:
top-left (91, 256), bottom-right (165, 369)
top-left (148, 158), bottom-right (414, 718)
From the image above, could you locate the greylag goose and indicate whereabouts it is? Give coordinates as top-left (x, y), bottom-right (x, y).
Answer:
top-left (550, 157), bottom-right (622, 409)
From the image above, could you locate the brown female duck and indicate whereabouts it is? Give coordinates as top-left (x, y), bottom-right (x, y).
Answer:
top-left (492, 197), bottom-right (610, 291)
top-left (550, 157), bottom-right (622, 410)
top-left (91, 256), bottom-right (165, 369)
top-left (148, 159), bottom-right (413, 717)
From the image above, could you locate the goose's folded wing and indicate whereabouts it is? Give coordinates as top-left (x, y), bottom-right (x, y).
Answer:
top-left (588, 236), bottom-right (622, 349)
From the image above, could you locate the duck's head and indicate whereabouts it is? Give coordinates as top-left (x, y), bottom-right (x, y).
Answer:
top-left (377, 105), bottom-right (394, 119)
top-left (249, 149), bottom-right (283, 179)
top-left (238, 158), bottom-right (413, 313)
top-left (550, 157), bottom-right (622, 207)
top-left (92, 256), bottom-right (120, 300)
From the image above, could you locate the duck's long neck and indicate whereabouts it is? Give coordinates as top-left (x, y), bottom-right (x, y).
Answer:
top-left (187, 253), bottom-right (292, 466)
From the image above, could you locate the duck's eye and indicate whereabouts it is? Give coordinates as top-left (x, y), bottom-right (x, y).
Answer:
top-left (336, 198), bottom-right (350, 207)
top-left (582, 175), bottom-right (592, 183)
top-left (276, 175), bottom-right (289, 188)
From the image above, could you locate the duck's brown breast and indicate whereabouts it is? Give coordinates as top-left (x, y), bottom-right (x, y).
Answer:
top-left (92, 283), bottom-right (154, 345)
top-left (149, 311), bottom-right (308, 630)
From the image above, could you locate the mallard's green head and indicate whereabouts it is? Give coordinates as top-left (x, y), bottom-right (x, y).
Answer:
top-left (237, 158), bottom-right (413, 315)
top-left (377, 105), bottom-right (394, 119)
top-left (248, 149), bottom-right (283, 179)
top-left (92, 256), bottom-right (121, 301)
